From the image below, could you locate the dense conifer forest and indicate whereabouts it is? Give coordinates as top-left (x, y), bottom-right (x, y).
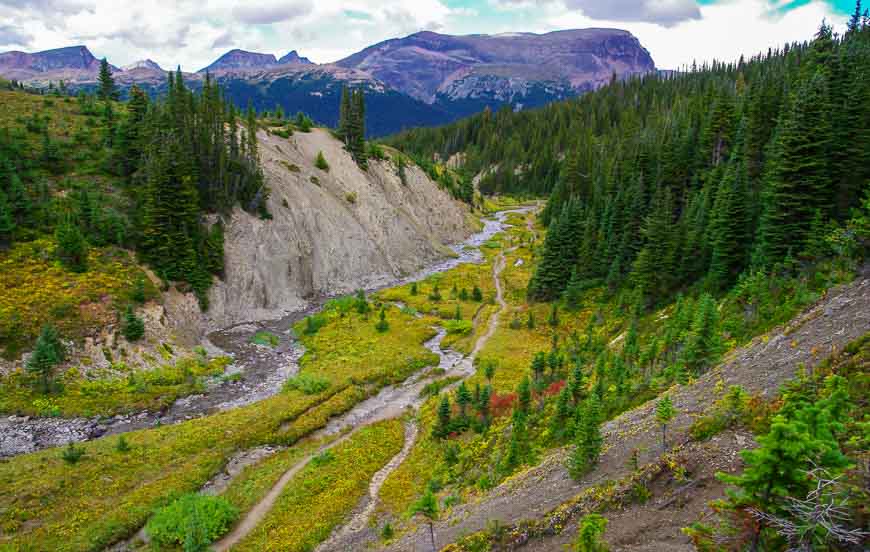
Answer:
top-left (389, 20), bottom-right (870, 307)
top-left (0, 69), bottom-right (268, 306)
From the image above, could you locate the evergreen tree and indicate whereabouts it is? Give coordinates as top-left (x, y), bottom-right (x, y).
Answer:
top-left (410, 488), bottom-right (439, 552)
top-left (456, 382), bottom-right (472, 417)
top-left (55, 218), bottom-right (88, 272)
top-left (531, 352), bottom-right (547, 383)
top-left (517, 376), bottom-right (532, 414)
top-left (26, 325), bottom-right (64, 393)
top-left (708, 158), bottom-right (750, 289)
top-left (478, 385), bottom-right (491, 421)
top-left (757, 69), bottom-right (833, 264)
top-left (338, 86), bottom-right (351, 142)
top-left (315, 151), bottom-right (329, 172)
top-left (375, 307), bottom-right (389, 332)
top-left (679, 293), bottom-right (720, 375)
top-left (484, 359), bottom-right (496, 383)
top-left (656, 396), bottom-right (677, 451)
top-left (472, 285), bottom-right (483, 301)
top-left (568, 397), bottom-right (603, 479)
top-left (573, 514), bottom-right (610, 552)
top-left (0, 190), bottom-right (15, 249)
top-left (563, 266), bottom-right (584, 311)
top-left (97, 58), bottom-right (117, 101)
top-left (435, 395), bottom-right (452, 438)
top-left (568, 361), bottom-right (587, 404)
top-left (122, 305), bottom-right (145, 342)
top-left (551, 384), bottom-right (574, 440)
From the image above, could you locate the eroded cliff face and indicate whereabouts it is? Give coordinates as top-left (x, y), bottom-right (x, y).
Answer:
top-left (203, 128), bottom-right (473, 329)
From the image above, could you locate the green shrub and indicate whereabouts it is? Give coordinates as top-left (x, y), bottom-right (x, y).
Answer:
top-left (419, 376), bottom-right (461, 398)
top-left (345, 191), bottom-right (357, 204)
top-left (302, 314), bottom-right (327, 335)
top-left (368, 143), bottom-right (386, 160)
top-left (61, 442), bottom-right (85, 464)
top-left (251, 331), bottom-right (280, 347)
top-left (145, 494), bottom-right (238, 552)
top-left (445, 320), bottom-right (472, 335)
top-left (115, 435), bottom-right (131, 453)
top-left (315, 151), bottom-right (330, 172)
top-left (122, 306), bottom-right (145, 342)
top-left (283, 373), bottom-right (330, 395)
top-left (380, 522), bottom-right (394, 540)
top-left (310, 449), bottom-right (335, 467)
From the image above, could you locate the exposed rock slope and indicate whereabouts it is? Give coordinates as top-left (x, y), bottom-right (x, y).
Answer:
top-left (336, 29), bottom-right (655, 104)
top-left (205, 128), bottom-right (473, 329)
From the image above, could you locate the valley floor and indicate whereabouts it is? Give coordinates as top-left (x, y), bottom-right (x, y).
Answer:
top-left (1, 205), bottom-right (867, 552)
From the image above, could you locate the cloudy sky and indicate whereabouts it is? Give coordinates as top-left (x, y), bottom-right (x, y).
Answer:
top-left (0, 0), bottom-right (858, 71)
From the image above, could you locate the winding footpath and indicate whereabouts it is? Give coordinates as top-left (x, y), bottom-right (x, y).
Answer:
top-left (214, 211), bottom-right (524, 552)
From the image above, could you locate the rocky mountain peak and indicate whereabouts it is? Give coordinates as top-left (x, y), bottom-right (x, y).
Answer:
top-left (278, 50), bottom-right (313, 65)
top-left (200, 49), bottom-right (279, 73)
top-left (121, 59), bottom-right (163, 72)
top-left (0, 45), bottom-right (103, 73)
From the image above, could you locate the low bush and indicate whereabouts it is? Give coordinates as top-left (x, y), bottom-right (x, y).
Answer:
top-left (283, 373), bottom-right (331, 395)
top-left (251, 331), bottom-right (280, 347)
top-left (145, 494), bottom-right (238, 552)
top-left (445, 320), bottom-right (473, 335)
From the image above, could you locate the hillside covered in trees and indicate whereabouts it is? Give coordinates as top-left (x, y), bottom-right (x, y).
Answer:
top-left (0, 68), bottom-right (268, 312)
top-left (389, 19), bottom-right (870, 307)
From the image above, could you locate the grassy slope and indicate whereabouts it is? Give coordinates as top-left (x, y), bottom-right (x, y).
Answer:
top-left (0, 286), bottom-right (443, 551)
top-left (233, 419), bottom-right (405, 551)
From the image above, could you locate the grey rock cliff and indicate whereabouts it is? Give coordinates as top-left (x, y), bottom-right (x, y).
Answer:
top-left (204, 128), bottom-right (472, 329)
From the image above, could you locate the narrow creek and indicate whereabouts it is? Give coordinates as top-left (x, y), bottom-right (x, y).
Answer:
top-left (214, 216), bottom-right (522, 552)
top-left (0, 208), bottom-right (528, 458)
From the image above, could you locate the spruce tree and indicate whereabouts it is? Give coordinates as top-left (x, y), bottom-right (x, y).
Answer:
top-left (757, 70), bottom-right (833, 264)
top-left (410, 488), bottom-right (439, 552)
top-left (563, 266), bottom-right (584, 311)
top-left (26, 325), bottom-right (64, 393)
top-left (55, 218), bottom-right (88, 272)
top-left (0, 190), bottom-right (15, 249)
top-left (122, 305), bottom-right (145, 342)
top-left (456, 382), bottom-right (472, 418)
top-left (338, 86), bottom-right (351, 142)
top-left (679, 293), bottom-right (720, 375)
top-left (655, 396), bottom-right (677, 451)
top-left (97, 58), bottom-right (117, 101)
top-left (568, 397), bottom-right (603, 479)
top-left (435, 395), bottom-right (452, 438)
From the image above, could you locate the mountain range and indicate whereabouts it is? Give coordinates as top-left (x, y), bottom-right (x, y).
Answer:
top-left (0, 29), bottom-right (656, 136)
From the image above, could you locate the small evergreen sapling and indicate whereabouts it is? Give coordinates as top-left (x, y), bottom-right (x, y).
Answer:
top-left (573, 513), bottom-right (610, 552)
top-left (122, 305), bottom-right (145, 342)
top-left (472, 285), bottom-right (483, 301)
top-left (410, 488), bottom-right (439, 552)
top-left (315, 151), bottom-right (329, 172)
top-left (27, 325), bottom-right (65, 393)
top-left (375, 307), bottom-right (389, 333)
top-left (656, 396), bottom-right (677, 451)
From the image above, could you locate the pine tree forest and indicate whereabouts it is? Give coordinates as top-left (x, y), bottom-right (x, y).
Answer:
top-left (390, 23), bottom-right (870, 307)
top-left (0, 68), bottom-right (267, 306)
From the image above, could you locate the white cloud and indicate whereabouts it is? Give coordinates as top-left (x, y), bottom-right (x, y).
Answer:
top-left (0, 0), bottom-right (851, 72)
top-left (0, 0), bottom-right (457, 68)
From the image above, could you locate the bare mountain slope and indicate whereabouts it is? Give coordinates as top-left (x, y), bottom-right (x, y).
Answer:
top-left (204, 128), bottom-right (473, 329)
top-left (336, 29), bottom-right (655, 104)
top-left (381, 275), bottom-right (870, 551)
